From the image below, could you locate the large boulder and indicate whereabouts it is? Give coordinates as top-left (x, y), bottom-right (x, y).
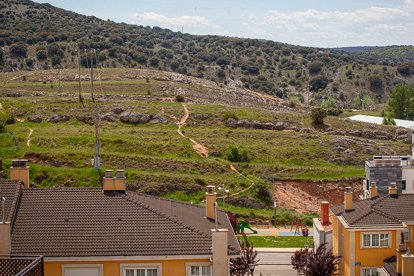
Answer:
top-left (226, 118), bottom-right (237, 128)
top-left (120, 112), bottom-right (153, 124)
top-left (46, 114), bottom-right (70, 123)
top-left (28, 115), bottom-right (42, 123)
top-left (236, 119), bottom-right (252, 128)
top-left (100, 113), bottom-right (117, 122)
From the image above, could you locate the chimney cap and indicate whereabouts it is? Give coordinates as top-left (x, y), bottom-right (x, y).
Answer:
top-left (390, 182), bottom-right (397, 188)
top-left (11, 160), bottom-right (28, 167)
top-left (206, 185), bottom-right (216, 194)
top-left (345, 187), bottom-right (352, 193)
top-left (370, 182), bottom-right (377, 188)
top-left (104, 170), bottom-right (113, 178)
top-left (116, 169), bottom-right (125, 178)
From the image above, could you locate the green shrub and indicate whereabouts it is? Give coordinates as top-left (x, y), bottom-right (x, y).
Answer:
top-left (325, 108), bottom-right (343, 116)
top-left (175, 95), bottom-right (185, 102)
top-left (0, 122), bottom-right (5, 133)
top-left (0, 110), bottom-right (15, 124)
top-left (224, 145), bottom-right (250, 162)
top-left (253, 181), bottom-right (272, 204)
top-left (310, 108), bottom-right (327, 125)
top-left (223, 112), bottom-right (238, 121)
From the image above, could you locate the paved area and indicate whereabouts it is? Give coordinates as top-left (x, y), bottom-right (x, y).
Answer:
top-left (254, 252), bottom-right (296, 276)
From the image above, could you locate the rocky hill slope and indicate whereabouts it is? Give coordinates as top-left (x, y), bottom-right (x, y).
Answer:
top-left (1, 0), bottom-right (413, 109)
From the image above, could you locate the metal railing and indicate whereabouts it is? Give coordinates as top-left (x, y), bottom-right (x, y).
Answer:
top-left (0, 255), bottom-right (44, 276)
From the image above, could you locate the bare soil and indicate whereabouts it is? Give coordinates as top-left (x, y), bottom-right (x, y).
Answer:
top-left (273, 179), bottom-right (363, 214)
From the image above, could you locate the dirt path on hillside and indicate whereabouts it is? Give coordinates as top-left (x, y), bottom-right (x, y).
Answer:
top-left (26, 128), bottom-right (33, 147)
top-left (176, 104), bottom-right (209, 157)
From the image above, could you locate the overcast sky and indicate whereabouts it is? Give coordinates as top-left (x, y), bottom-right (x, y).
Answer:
top-left (34, 0), bottom-right (414, 48)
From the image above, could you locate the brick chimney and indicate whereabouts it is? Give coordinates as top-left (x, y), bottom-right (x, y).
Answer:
top-left (10, 160), bottom-right (29, 188)
top-left (370, 182), bottom-right (378, 199)
top-left (344, 187), bottom-right (353, 211)
top-left (211, 228), bottom-right (229, 276)
top-left (103, 169), bottom-right (126, 193)
top-left (389, 183), bottom-right (398, 198)
top-left (320, 201), bottom-right (330, 226)
top-left (206, 185), bottom-right (217, 221)
top-left (0, 197), bottom-right (11, 255)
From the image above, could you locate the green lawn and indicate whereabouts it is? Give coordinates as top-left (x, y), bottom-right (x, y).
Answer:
top-left (247, 236), bottom-right (312, 248)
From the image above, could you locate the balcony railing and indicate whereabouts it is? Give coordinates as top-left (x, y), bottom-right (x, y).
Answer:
top-left (0, 255), bottom-right (44, 276)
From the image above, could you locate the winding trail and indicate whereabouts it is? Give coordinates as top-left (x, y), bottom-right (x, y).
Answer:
top-left (26, 128), bottom-right (33, 147)
top-left (177, 104), bottom-right (209, 157)
top-left (175, 104), bottom-right (259, 199)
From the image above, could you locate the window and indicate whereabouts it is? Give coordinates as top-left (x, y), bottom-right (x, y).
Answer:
top-left (121, 264), bottom-right (161, 276)
top-left (402, 180), bottom-right (406, 190)
top-left (62, 265), bottom-right (103, 276)
top-left (362, 233), bottom-right (389, 248)
top-left (124, 269), bottom-right (157, 276)
top-left (403, 227), bottom-right (412, 243)
top-left (188, 265), bottom-right (211, 276)
top-left (361, 268), bottom-right (382, 276)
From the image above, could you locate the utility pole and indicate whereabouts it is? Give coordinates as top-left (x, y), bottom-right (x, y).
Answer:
top-left (273, 201), bottom-right (277, 227)
top-left (93, 115), bottom-right (101, 170)
top-left (57, 68), bottom-right (61, 94)
top-left (90, 49), bottom-right (95, 103)
top-left (77, 49), bottom-right (84, 107)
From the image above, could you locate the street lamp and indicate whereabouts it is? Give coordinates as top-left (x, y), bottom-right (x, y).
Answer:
top-left (217, 185), bottom-right (230, 208)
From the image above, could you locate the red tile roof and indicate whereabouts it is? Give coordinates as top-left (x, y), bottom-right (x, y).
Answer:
top-left (4, 184), bottom-right (240, 257)
top-left (331, 194), bottom-right (414, 227)
top-left (0, 180), bottom-right (21, 223)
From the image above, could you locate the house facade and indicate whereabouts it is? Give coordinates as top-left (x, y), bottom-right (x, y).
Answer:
top-left (328, 184), bottom-right (414, 276)
top-left (0, 160), bottom-right (240, 276)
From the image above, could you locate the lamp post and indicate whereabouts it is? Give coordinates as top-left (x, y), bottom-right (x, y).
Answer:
top-left (217, 185), bottom-right (230, 208)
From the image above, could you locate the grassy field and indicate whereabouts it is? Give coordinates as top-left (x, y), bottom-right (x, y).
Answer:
top-left (247, 236), bottom-right (312, 248)
top-left (0, 69), bottom-right (410, 220)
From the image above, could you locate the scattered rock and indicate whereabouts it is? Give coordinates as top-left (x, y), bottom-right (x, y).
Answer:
top-left (150, 114), bottom-right (168, 124)
top-left (112, 107), bottom-right (126, 115)
top-left (6, 91), bottom-right (22, 97)
top-left (193, 114), bottom-right (211, 120)
top-left (46, 114), bottom-right (70, 123)
top-left (75, 115), bottom-right (94, 125)
top-left (226, 118), bottom-right (289, 131)
top-left (27, 115), bottom-right (42, 123)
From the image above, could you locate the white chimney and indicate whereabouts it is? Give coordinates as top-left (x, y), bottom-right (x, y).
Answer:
top-left (211, 229), bottom-right (229, 276)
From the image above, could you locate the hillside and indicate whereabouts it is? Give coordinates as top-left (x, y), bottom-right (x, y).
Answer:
top-left (336, 46), bottom-right (414, 62)
top-left (0, 68), bottom-right (411, 219)
top-left (1, 0), bottom-right (414, 110)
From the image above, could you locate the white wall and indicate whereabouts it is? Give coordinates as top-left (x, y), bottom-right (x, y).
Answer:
top-left (402, 167), bottom-right (414, 194)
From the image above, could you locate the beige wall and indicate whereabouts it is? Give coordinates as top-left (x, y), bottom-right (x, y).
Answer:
top-left (45, 258), bottom-right (211, 276)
